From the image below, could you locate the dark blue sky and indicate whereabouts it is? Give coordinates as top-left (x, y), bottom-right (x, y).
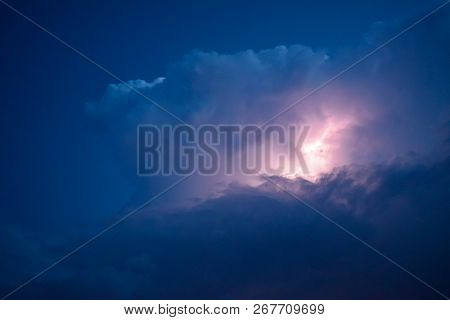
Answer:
top-left (0, 0), bottom-right (449, 299)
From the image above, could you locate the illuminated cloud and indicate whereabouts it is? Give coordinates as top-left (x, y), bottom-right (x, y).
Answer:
top-left (86, 10), bottom-right (450, 184)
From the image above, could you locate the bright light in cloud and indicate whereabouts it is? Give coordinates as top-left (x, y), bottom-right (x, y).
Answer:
top-left (280, 106), bottom-right (360, 180)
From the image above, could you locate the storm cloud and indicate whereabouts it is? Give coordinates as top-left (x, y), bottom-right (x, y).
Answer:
top-left (1, 6), bottom-right (450, 300)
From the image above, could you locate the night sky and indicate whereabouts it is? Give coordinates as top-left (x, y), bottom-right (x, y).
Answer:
top-left (1, 0), bottom-right (450, 299)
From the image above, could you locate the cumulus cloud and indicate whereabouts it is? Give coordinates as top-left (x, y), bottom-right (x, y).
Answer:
top-left (87, 9), bottom-right (450, 178)
top-left (78, 10), bottom-right (449, 299)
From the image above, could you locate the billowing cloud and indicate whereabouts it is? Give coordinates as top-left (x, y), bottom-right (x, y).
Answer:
top-left (84, 9), bottom-right (450, 204)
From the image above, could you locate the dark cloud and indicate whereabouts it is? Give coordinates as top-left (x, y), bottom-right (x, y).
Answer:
top-left (2, 157), bottom-right (449, 299)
